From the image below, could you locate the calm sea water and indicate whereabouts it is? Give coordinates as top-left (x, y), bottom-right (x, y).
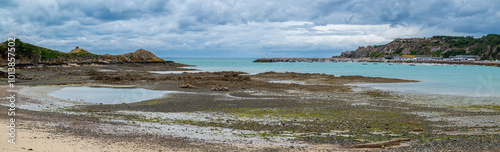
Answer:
top-left (48, 87), bottom-right (174, 104)
top-left (167, 58), bottom-right (500, 97)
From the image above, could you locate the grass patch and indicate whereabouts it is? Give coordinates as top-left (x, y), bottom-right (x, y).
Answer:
top-left (202, 107), bottom-right (435, 140)
top-left (223, 108), bottom-right (325, 119)
top-left (465, 105), bottom-right (500, 112)
top-left (138, 98), bottom-right (168, 105)
top-left (362, 91), bottom-right (392, 98)
top-left (58, 77), bottom-right (69, 80)
top-left (72, 107), bottom-right (484, 147)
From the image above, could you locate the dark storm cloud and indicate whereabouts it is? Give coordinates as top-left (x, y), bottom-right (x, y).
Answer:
top-left (1, 0), bottom-right (499, 57)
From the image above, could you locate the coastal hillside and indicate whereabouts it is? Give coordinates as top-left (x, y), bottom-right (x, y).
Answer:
top-left (0, 39), bottom-right (165, 65)
top-left (340, 34), bottom-right (500, 60)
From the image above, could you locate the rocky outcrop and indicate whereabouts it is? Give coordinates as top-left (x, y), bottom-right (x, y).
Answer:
top-left (179, 83), bottom-right (199, 89)
top-left (98, 49), bottom-right (165, 63)
top-left (0, 39), bottom-right (166, 65)
top-left (339, 35), bottom-right (500, 60)
top-left (211, 86), bottom-right (229, 91)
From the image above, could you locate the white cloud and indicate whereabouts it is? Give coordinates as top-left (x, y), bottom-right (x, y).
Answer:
top-left (0, 0), bottom-right (499, 57)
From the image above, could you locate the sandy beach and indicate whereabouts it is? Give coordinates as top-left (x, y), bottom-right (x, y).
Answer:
top-left (0, 118), bottom-right (166, 152)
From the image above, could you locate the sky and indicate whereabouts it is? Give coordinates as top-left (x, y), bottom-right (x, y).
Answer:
top-left (1, 0), bottom-right (500, 58)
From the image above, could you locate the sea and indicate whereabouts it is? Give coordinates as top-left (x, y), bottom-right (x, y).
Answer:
top-left (166, 58), bottom-right (500, 97)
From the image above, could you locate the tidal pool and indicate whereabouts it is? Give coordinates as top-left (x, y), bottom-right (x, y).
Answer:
top-left (48, 86), bottom-right (175, 104)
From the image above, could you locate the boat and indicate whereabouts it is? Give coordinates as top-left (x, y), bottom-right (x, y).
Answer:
top-left (362, 63), bottom-right (368, 65)
top-left (409, 63), bottom-right (416, 66)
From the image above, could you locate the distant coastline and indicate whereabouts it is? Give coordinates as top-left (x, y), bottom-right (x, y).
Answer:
top-left (0, 39), bottom-right (168, 66)
top-left (253, 57), bottom-right (500, 67)
top-left (340, 35), bottom-right (500, 60)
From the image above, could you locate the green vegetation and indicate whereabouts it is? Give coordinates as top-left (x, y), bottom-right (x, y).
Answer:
top-left (495, 47), bottom-right (500, 59)
top-left (465, 105), bottom-right (500, 112)
top-left (369, 52), bottom-right (383, 58)
top-left (432, 49), bottom-right (442, 57)
top-left (79, 107), bottom-right (493, 146)
top-left (69, 50), bottom-right (98, 58)
top-left (0, 38), bottom-right (99, 63)
top-left (40, 48), bottom-right (62, 60)
top-left (215, 107), bottom-right (431, 138)
top-left (433, 35), bottom-right (476, 48)
top-left (0, 38), bottom-right (54, 59)
top-left (433, 34), bottom-right (500, 59)
top-left (433, 34), bottom-right (500, 47)
top-left (349, 34), bottom-right (500, 60)
top-left (394, 48), bottom-right (403, 55)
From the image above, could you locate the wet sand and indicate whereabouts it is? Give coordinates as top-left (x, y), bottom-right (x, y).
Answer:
top-left (0, 62), bottom-right (499, 151)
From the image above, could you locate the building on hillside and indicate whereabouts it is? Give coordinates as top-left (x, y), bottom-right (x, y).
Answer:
top-left (384, 55), bottom-right (443, 61)
top-left (449, 55), bottom-right (480, 61)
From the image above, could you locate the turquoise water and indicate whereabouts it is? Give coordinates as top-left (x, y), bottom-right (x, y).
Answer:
top-left (167, 58), bottom-right (500, 97)
top-left (48, 87), bottom-right (173, 104)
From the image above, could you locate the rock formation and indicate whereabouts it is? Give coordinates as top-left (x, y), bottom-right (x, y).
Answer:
top-left (339, 34), bottom-right (500, 60)
top-left (0, 39), bottom-right (166, 65)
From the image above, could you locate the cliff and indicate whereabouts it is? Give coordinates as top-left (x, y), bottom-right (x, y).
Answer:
top-left (340, 34), bottom-right (500, 60)
top-left (0, 39), bottom-right (165, 65)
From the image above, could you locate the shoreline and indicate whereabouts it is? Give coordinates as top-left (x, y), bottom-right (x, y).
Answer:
top-left (1, 62), bottom-right (499, 151)
top-left (254, 57), bottom-right (500, 67)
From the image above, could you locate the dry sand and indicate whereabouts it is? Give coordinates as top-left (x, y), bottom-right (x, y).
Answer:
top-left (0, 119), bottom-right (160, 152)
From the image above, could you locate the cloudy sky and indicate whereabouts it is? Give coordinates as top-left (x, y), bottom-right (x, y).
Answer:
top-left (1, 0), bottom-right (499, 58)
